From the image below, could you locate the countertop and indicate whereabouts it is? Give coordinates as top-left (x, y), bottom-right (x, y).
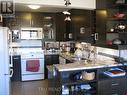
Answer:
top-left (54, 60), bottom-right (127, 72)
top-left (44, 52), bottom-right (59, 55)
top-left (44, 51), bottom-right (60, 55)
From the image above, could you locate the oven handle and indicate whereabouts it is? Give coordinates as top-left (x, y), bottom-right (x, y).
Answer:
top-left (21, 58), bottom-right (44, 60)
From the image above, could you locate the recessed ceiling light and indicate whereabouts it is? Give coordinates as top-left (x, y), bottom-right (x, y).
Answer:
top-left (27, 5), bottom-right (41, 9)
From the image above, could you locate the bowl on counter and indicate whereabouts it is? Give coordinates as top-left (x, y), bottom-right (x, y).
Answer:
top-left (114, 13), bottom-right (125, 18)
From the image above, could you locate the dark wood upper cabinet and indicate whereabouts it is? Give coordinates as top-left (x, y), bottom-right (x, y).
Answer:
top-left (70, 9), bottom-right (94, 42)
top-left (20, 13), bottom-right (32, 27)
top-left (95, 10), bottom-right (107, 46)
top-left (55, 12), bottom-right (67, 41)
top-left (95, 0), bottom-right (127, 49)
top-left (32, 13), bottom-right (43, 27)
top-left (42, 13), bottom-right (56, 41)
top-left (96, 0), bottom-right (115, 9)
top-left (55, 9), bottom-right (94, 42)
top-left (20, 12), bottom-right (44, 27)
top-left (96, 0), bottom-right (107, 9)
top-left (3, 13), bottom-right (21, 29)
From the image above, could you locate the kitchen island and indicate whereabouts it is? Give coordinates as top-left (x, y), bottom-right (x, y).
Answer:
top-left (52, 60), bottom-right (127, 95)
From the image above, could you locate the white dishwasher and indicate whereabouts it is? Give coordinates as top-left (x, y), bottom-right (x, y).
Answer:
top-left (21, 52), bottom-right (44, 81)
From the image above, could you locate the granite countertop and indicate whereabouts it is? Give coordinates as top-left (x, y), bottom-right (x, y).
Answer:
top-left (44, 50), bottom-right (60, 55)
top-left (54, 59), bottom-right (126, 72)
top-left (44, 52), bottom-right (59, 55)
top-left (59, 53), bottom-right (76, 61)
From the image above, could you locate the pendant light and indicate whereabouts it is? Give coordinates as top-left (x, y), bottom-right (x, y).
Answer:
top-left (64, 0), bottom-right (71, 6)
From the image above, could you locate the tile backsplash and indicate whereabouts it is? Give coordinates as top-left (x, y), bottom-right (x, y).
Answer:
top-left (96, 46), bottom-right (127, 60)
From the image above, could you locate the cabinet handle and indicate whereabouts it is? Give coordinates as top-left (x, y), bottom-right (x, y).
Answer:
top-left (112, 93), bottom-right (118, 95)
top-left (64, 33), bottom-right (66, 39)
top-left (9, 68), bottom-right (14, 78)
top-left (30, 20), bottom-right (31, 26)
top-left (13, 57), bottom-right (19, 60)
top-left (31, 20), bottom-right (33, 26)
top-left (95, 33), bottom-right (98, 40)
top-left (111, 83), bottom-right (119, 86)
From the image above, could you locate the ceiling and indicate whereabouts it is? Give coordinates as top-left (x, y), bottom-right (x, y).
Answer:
top-left (15, 3), bottom-right (71, 13)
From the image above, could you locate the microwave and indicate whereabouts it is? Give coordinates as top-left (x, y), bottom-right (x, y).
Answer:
top-left (20, 28), bottom-right (43, 40)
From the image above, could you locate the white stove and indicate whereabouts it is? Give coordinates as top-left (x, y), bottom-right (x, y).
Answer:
top-left (21, 50), bottom-right (45, 81)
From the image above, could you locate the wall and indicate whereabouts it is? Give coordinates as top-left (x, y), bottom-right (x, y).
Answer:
top-left (9, 40), bottom-right (42, 55)
top-left (15, 0), bottom-right (96, 9)
top-left (81, 42), bottom-right (127, 60)
top-left (10, 40), bottom-right (42, 47)
top-left (96, 46), bottom-right (127, 60)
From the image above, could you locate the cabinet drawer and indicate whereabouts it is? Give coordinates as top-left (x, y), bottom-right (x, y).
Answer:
top-left (111, 80), bottom-right (120, 91)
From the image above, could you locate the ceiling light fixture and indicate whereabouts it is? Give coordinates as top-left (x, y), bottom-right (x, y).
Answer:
top-left (63, 11), bottom-right (71, 15)
top-left (27, 5), bottom-right (41, 9)
top-left (64, 16), bottom-right (71, 21)
top-left (63, 0), bottom-right (71, 21)
top-left (63, 11), bottom-right (71, 21)
top-left (64, 0), bottom-right (71, 6)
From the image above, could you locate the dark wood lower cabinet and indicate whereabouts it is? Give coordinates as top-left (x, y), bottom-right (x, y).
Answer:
top-left (10, 55), bottom-right (21, 81)
top-left (53, 66), bottom-right (127, 95)
top-left (98, 77), bottom-right (127, 95)
top-left (45, 55), bottom-right (59, 65)
top-left (45, 54), bottom-right (59, 79)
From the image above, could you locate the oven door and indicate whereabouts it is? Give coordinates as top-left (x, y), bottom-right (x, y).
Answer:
top-left (21, 58), bottom-right (44, 75)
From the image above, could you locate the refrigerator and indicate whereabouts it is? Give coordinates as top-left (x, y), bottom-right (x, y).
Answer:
top-left (0, 27), bottom-right (13, 95)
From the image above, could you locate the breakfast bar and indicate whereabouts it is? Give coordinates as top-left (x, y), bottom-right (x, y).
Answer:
top-left (53, 60), bottom-right (127, 95)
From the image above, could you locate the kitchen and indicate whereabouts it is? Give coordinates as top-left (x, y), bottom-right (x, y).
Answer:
top-left (1, 0), bottom-right (127, 95)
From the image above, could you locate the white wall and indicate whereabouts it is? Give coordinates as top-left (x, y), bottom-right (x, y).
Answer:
top-left (15, 0), bottom-right (96, 9)
top-left (10, 40), bottom-right (42, 47)
top-left (97, 47), bottom-right (127, 60)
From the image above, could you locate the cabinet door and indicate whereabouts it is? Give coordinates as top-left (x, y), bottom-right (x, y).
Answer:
top-left (96, 0), bottom-right (115, 9)
top-left (96, 0), bottom-right (107, 9)
top-left (45, 55), bottom-right (52, 65)
top-left (98, 79), bottom-right (111, 95)
top-left (117, 78), bottom-right (127, 95)
top-left (98, 78), bottom-right (127, 95)
top-left (20, 13), bottom-right (32, 27)
top-left (55, 13), bottom-right (66, 41)
top-left (45, 55), bottom-right (59, 65)
top-left (55, 13), bottom-right (74, 41)
top-left (65, 21), bottom-right (73, 41)
top-left (95, 10), bottom-right (107, 46)
top-left (42, 14), bottom-right (55, 40)
top-left (52, 55), bottom-right (59, 64)
top-left (32, 13), bottom-right (43, 27)
top-left (11, 55), bottom-right (21, 81)
top-left (71, 9), bottom-right (94, 42)
top-left (4, 13), bottom-right (21, 30)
